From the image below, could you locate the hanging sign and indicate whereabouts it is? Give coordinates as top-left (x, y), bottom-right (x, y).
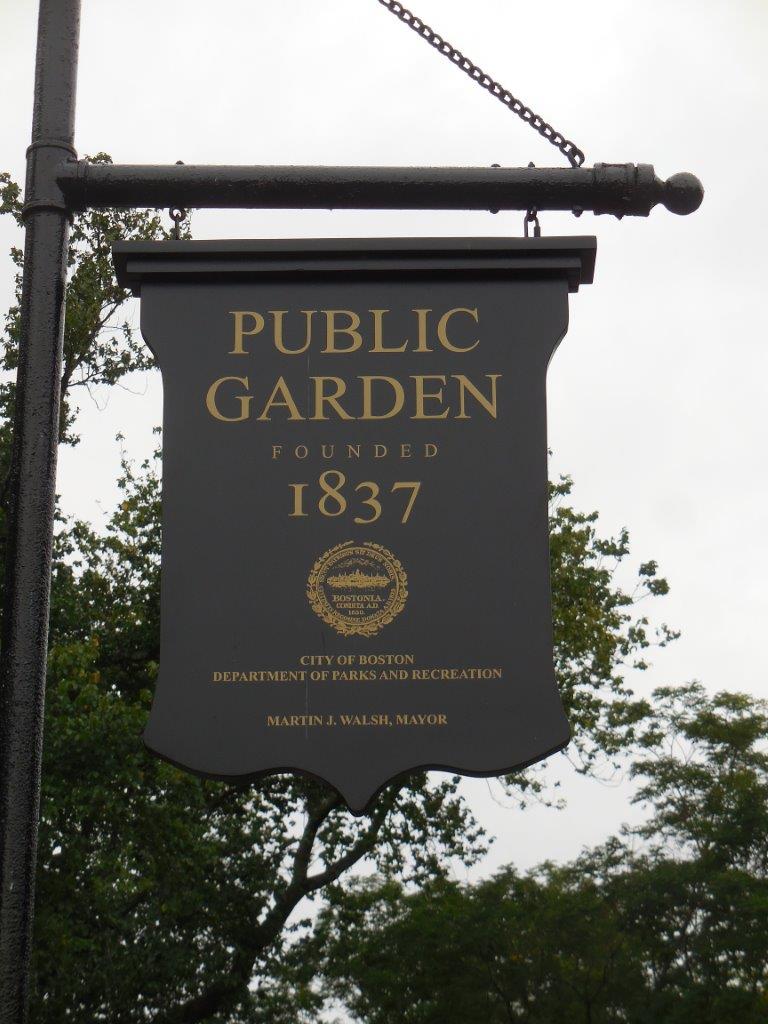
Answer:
top-left (113, 237), bottom-right (595, 812)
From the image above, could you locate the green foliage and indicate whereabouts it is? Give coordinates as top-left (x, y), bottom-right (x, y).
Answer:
top-left (26, 441), bottom-right (678, 1021)
top-left (630, 683), bottom-right (768, 871)
top-left (547, 477), bottom-right (676, 778)
top-left (0, 156), bottom-right (182, 447)
top-left (0, 163), bottom-right (685, 1021)
top-left (313, 686), bottom-right (768, 1023)
top-left (34, 452), bottom-right (487, 1024)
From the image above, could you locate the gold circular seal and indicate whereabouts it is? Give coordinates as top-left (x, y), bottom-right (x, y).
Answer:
top-left (307, 541), bottom-right (408, 637)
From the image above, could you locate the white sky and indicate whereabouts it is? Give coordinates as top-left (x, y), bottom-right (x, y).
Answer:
top-left (1, 0), bottom-right (767, 875)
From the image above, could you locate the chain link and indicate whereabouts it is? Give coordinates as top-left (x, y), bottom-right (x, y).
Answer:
top-left (376, 0), bottom-right (585, 167)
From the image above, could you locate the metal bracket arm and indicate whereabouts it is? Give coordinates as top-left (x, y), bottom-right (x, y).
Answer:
top-left (57, 160), bottom-right (703, 218)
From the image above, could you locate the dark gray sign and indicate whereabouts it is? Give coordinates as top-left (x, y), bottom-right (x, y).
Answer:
top-left (113, 237), bottom-right (596, 812)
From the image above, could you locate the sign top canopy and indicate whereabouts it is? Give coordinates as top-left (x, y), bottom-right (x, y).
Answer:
top-left (113, 236), bottom-right (596, 296)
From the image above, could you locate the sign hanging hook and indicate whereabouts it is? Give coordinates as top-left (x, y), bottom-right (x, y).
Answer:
top-left (168, 159), bottom-right (186, 240)
top-left (523, 162), bottom-right (541, 237)
top-left (523, 208), bottom-right (541, 238)
top-left (169, 206), bottom-right (187, 240)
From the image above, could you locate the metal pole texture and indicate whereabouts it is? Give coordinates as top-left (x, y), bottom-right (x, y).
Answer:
top-left (0, 1), bottom-right (80, 1021)
top-left (58, 160), bottom-right (704, 217)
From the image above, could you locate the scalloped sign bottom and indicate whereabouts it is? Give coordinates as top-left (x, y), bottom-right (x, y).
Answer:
top-left (112, 237), bottom-right (596, 813)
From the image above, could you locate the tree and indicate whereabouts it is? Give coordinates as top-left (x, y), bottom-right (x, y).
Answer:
top-left (615, 684), bottom-right (768, 1021)
top-left (313, 685), bottom-right (768, 1024)
top-left (1, 165), bottom-right (675, 1021)
top-left (0, 157), bottom-right (168, 448)
top-left (310, 864), bottom-right (649, 1023)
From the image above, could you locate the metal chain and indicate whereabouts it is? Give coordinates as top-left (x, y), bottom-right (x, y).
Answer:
top-left (376, 0), bottom-right (585, 167)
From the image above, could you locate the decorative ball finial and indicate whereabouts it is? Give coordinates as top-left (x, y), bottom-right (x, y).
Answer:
top-left (663, 172), bottom-right (704, 215)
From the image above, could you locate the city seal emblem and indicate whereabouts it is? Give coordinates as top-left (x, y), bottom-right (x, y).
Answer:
top-left (307, 541), bottom-right (408, 637)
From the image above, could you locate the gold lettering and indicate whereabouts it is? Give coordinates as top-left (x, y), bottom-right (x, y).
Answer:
top-left (437, 307), bottom-right (479, 352)
top-left (229, 311), bottom-right (263, 355)
top-left (256, 376), bottom-right (303, 421)
top-left (411, 374), bottom-right (450, 419)
top-left (454, 373), bottom-right (500, 418)
top-left (411, 308), bottom-right (432, 352)
top-left (370, 308), bottom-right (407, 353)
top-left (272, 309), bottom-right (316, 355)
top-left (205, 376), bottom-right (252, 421)
top-left (311, 377), bottom-right (353, 420)
top-left (324, 310), bottom-right (363, 353)
top-left (360, 375), bottom-right (405, 419)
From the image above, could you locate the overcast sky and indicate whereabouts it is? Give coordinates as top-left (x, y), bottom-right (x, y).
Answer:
top-left (1, 0), bottom-right (766, 874)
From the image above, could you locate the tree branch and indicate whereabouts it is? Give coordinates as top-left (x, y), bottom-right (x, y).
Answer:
top-left (151, 785), bottom-right (403, 1024)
